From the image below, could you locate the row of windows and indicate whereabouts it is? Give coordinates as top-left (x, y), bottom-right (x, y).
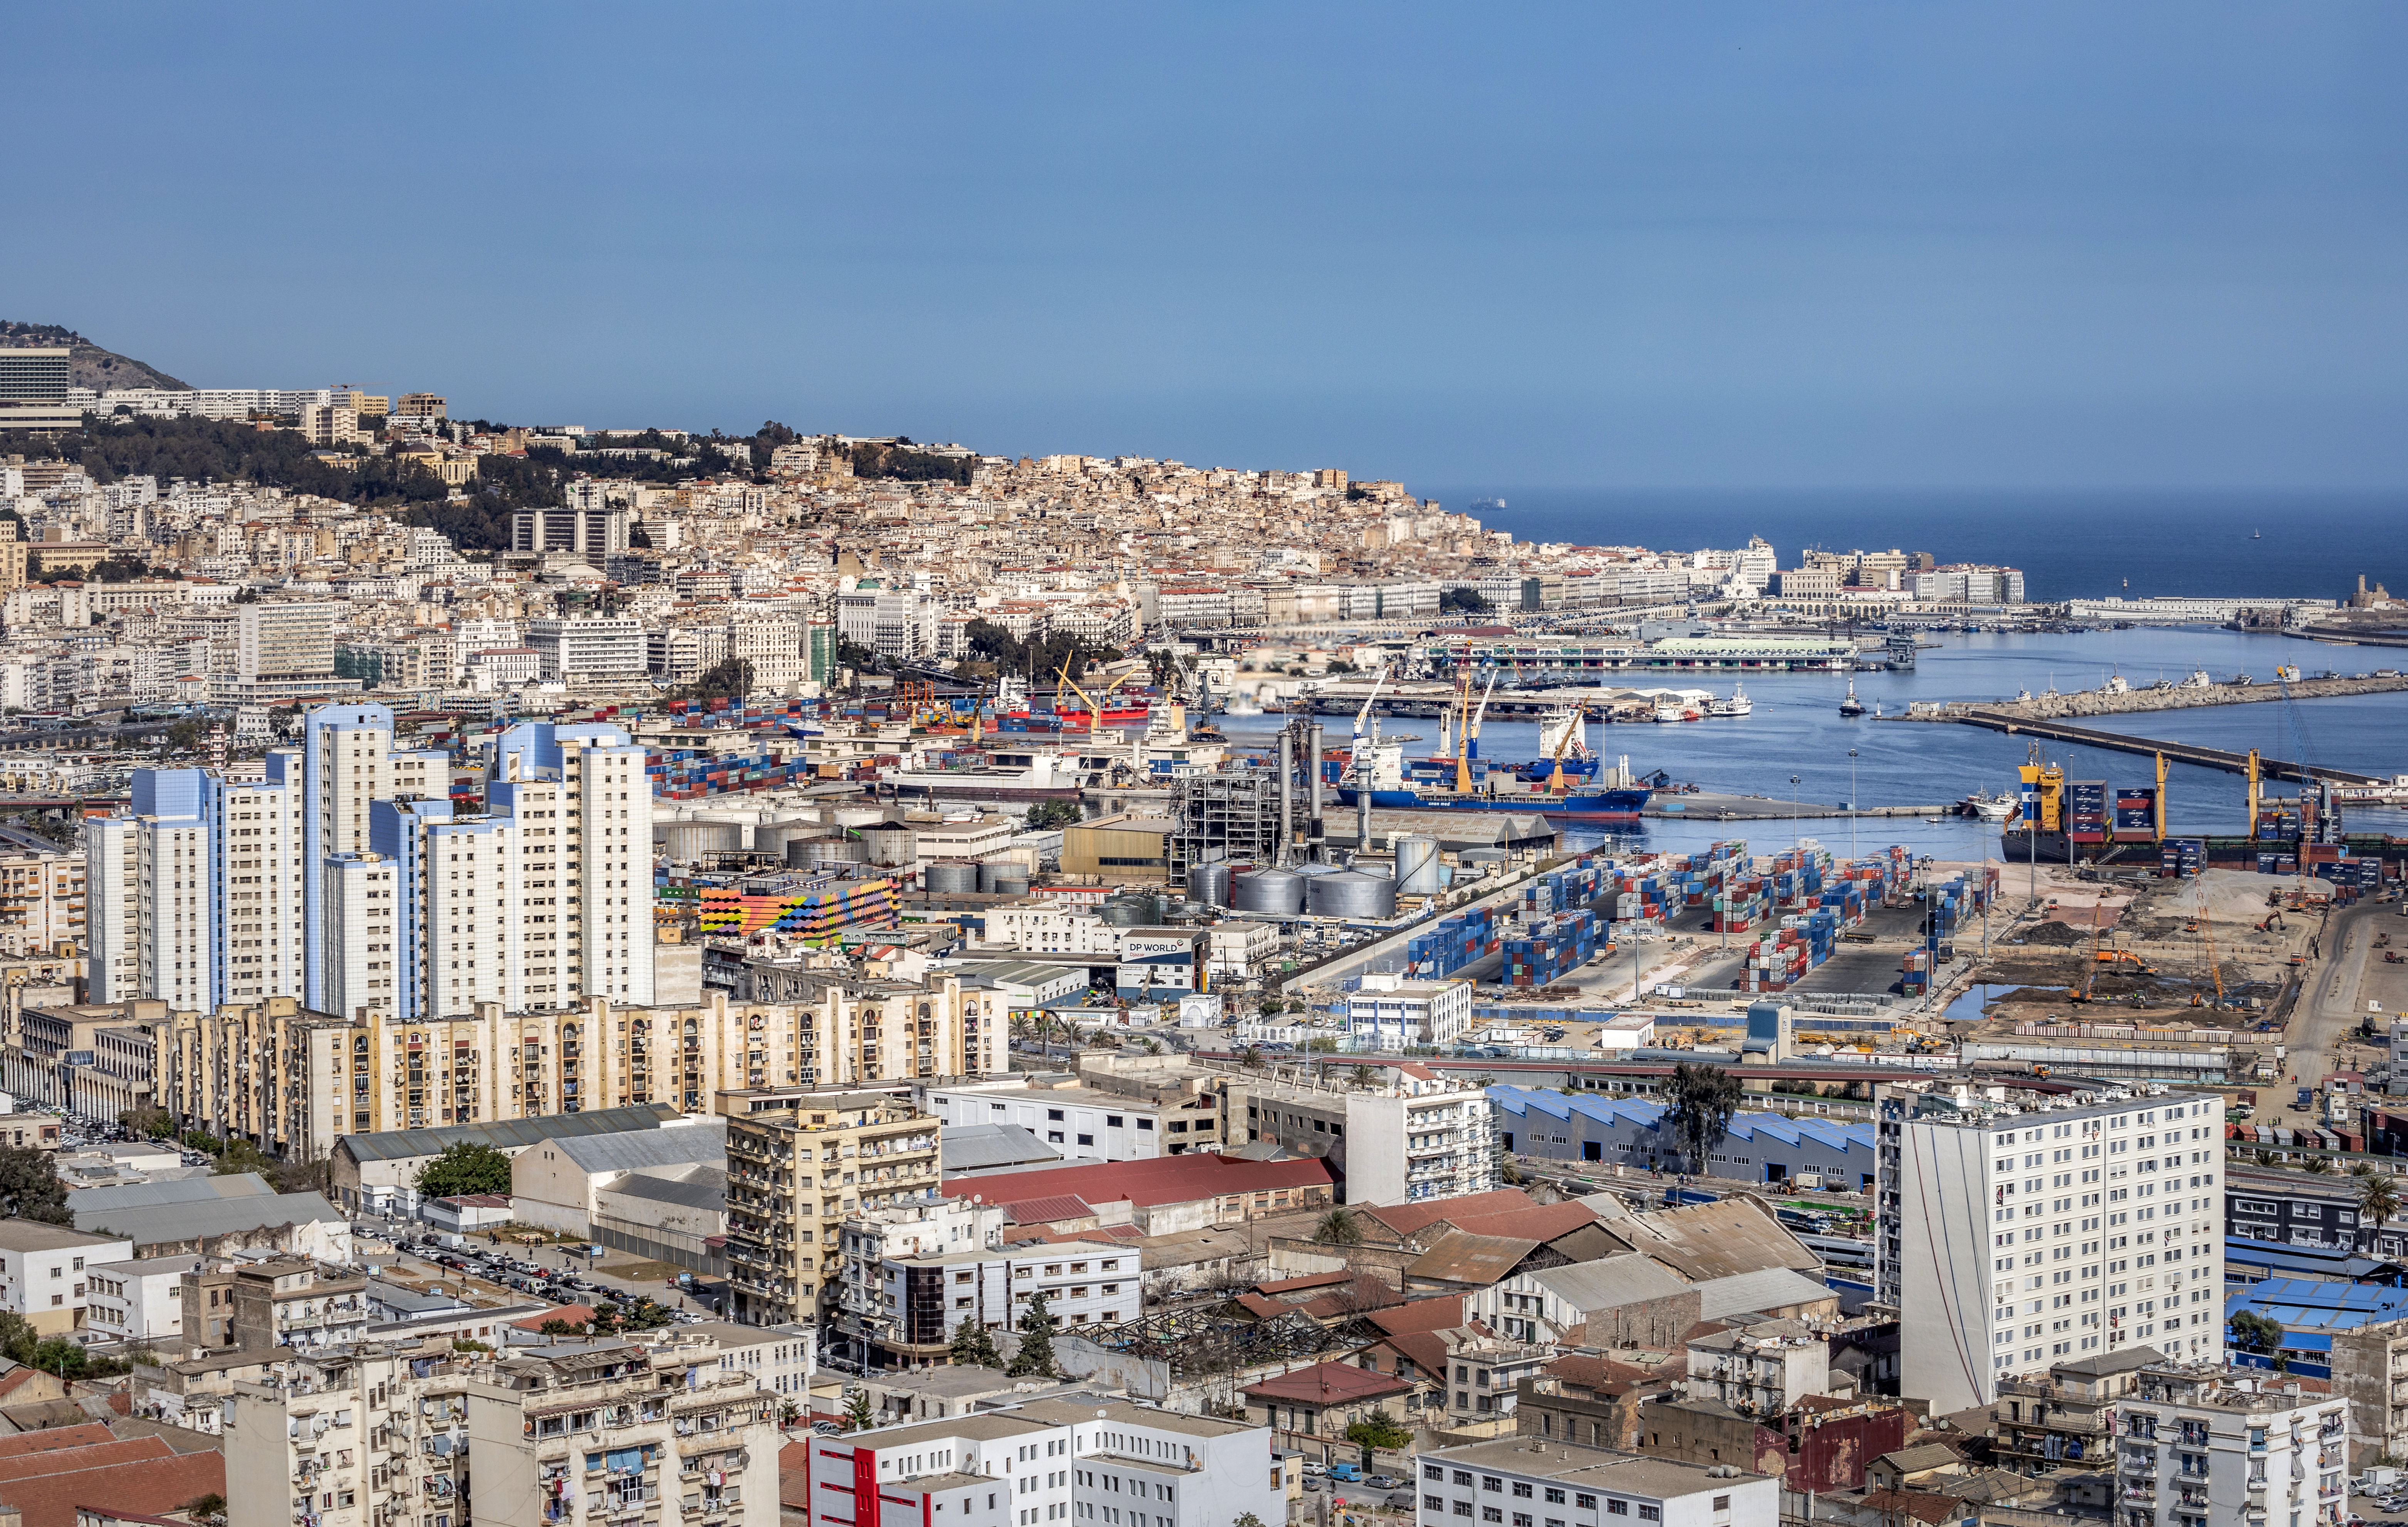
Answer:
top-left (1428, 1500), bottom-right (1660, 1524)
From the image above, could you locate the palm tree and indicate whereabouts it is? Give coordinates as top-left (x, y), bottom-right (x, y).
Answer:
top-left (1139, 1037), bottom-right (1163, 1055)
top-left (2360, 1170), bottom-right (2401, 1234)
top-left (2302, 1154), bottom-right (2333, 1175)
top-left (1238, 1045), bottom-right (1264, 1071)
top-left (1314, 1208), bottom-right (1363, 1245)
top-left (1348, 1064), bottom-right (1376, 1090)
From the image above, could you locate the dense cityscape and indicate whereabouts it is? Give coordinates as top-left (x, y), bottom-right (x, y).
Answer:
top-left (0, 330), bottom-right (2391, 1527)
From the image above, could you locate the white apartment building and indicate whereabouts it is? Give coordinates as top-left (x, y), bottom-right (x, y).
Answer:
top-left (86, 1253), bottom-right (203, 1344)
top-left (1344, 973), bottom-right (1473, 1051)
top-left (0, 849), bottom-right (84, 958)
top-left (323, 852), bottom-right (401, 1018)
top-left (527, 616), bottom-right (648, 682)
top-left (1880, 1085), bottom-right (2227, 1416)
top-left (728, 613), bottom-right (804, 692)
top-left (1205, 922), bottom-right (1278, 982)
top-left (464, 1341), bottom-right (781, 1527)
top-left (1414, 1438), bottom-right (1777, 1527)
top-left (2110, 1361), bottom-right (2349, 1527)
top-left (801, 1394), bottom-right (1282, 1527)
top-left (1234, 1065), bottom-right (1493, 1206)
top-left (921, 1081), bottom-right (1212, 1162)
top-left (236, 600), bottom-right (337, 681)
top-left (836, 1238), bottom-right (1138, 1366)
top-left (0, 1221), bottom-right (134, 1337)
top-left (978, 905), bottom-right (1121, 957)
top-left (91, 706), bottom-right (656, 1023)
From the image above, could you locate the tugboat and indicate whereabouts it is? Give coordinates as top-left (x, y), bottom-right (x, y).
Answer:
top-left (1706, 683), bottom-right (1752, 718)
top-left (1838, 679), bottom-right (1867, 718)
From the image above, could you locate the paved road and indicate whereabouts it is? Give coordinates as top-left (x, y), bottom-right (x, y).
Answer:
top-left (2287, 899), bottom-right (2386, 1099)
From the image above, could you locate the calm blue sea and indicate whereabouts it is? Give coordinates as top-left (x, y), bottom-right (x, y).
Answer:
top-left (1215, 625), bottom-right (2408, 861)
top-left (1417, 488), bottom-right (2406, 605)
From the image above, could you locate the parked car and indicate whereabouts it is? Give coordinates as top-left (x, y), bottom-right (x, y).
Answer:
top-left (1368, 1476), bottom-right (1398, 1490)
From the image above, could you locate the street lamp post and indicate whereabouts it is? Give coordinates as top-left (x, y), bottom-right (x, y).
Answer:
top-left (1848, 749), bottom-right (1859, 860)
top-left (1790, 775), bottom-right (1802, 852)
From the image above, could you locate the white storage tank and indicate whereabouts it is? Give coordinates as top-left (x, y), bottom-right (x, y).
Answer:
top-left (1233, 867), bottom-right (1306, 916)
top-left (1394, 835), bottom-right (1443, 895)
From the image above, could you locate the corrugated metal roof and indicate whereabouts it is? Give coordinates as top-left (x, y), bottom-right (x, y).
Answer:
top-left (552, 1119), bottom-right (725, 1175)
top-left (79, 1191), bottom-right (345, 1247)
top-left (1000, 1194), bottom-right (1095, 1225)
top-left (67, 1174), bottom-right (278, 1217)
top-left (337, 1104), bottom-right (683, 1164)
top-left (2225, 1275), bottom-right (2408, 1333)
top-left (1403, 1230), bottom-right (1540, 1288)
top-left (600, 1165), bottom-right (725, 1215)
top-left (1530, 1255), bottom-right (1690, 1312)
top-left (1693, 1265), bottom-right (1834, 1319)
top-left (940, 1122), bottom-right (1061, 1173)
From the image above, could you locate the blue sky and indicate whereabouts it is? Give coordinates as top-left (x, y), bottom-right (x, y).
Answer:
top-left (9, 3), bottom-right (2405, 489)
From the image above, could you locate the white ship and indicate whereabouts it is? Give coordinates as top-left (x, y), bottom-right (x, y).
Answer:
top-left (1706, 683), bottom-right (1752, 718)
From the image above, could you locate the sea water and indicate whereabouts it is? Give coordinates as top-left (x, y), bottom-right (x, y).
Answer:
top-left (1216, 624), bottom-right (2408, 861)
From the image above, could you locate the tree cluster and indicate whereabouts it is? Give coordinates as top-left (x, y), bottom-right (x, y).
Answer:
top-left (962, 619), bottom-right (1122, 681)
top-left (849, 438), bottom-right (971, 485)
top-left (1665, 1062), bottom-right (1742, 1173)
top-left (670, 659), bottom-right (754, 703)
top-left (3, 416), bottom-right (450, 511)
top-left (414, 1141), bottom-right (513, 1198)
top-left (0, 1310), bottom-right (133, 1379)
top-left (1438, 588), bottom-right (1493, 615)
top-left (0, 1146), bottom-right (70, 1225)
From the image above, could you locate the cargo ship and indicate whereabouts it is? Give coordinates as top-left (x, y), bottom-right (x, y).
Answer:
top-left (989, 672), bottom-right (1151, 731)
top-left (1335, 704), bottom-right (1652, 823)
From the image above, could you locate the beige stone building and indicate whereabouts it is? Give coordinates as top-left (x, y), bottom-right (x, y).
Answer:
top-left (722, 1087), bottom-right (941, 1327)
top-left (159, 982), bottom-right (989, 1156)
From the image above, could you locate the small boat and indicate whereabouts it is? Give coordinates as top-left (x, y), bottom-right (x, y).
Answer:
top-left (1651, 699), bottom-right (1697, 723)
top-left (1838, 680), bottom-right (1866, 718)
top-left (2252, 529), bottom-right (2262, 539)
top-left (1706, 684), bottom-right (1752, 718)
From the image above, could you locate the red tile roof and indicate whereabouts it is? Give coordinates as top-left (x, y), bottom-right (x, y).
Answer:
top-left (0, 1437), bottom-right (173, 1485)
top-left (0, 1426), bottom-right (113, 1459)
top-left (1365, 1296), bottom-right (1468, 1335)
top-left (1357, 1189), bottom-right (1536, 1238)
top-left (1256, 1271), bottom-right (1355, 1297)
top-left (513, 1304), bottom-right (600, 1330)
top-left (1445, 1201), bottom-right (1608, 1245)
top-left (0, 1448), bottom-right (224, 1527)
top-left (947, 1153), bottom-right (1334, 1212)
top-left (998, 1195), bottom-right (1096, 1226)
top-left (1241, 1359), bottom-right (1412, 1406)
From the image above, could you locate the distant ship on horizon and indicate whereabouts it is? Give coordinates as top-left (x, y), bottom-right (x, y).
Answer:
top-left (1469, 496), bottom-right (1507, 512)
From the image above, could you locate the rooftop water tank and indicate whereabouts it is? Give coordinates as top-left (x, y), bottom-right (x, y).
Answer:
top-left (1308, 868), bottom-right (1396, 919)
top-left (1233, 867), bottom-right (1306, 916)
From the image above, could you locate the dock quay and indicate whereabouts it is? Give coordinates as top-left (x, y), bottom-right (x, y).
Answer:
top-left (1943, 710), bottom-right (2382, 785)
top-left (1897, 668), bottom-right (2408, 724)
top-left (1648, 790), bottom-right (1949, 820)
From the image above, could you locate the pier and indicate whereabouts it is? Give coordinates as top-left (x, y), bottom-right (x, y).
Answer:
top-left (1945, 710), bottom-right (2382, 785)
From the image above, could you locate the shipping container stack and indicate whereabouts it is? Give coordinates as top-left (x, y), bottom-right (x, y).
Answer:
top-left (1405, 904), bottom-right (1500, 979)
top-left (1500, 908), bottom-right (1598, 988)
top-left (1740, 926), bottom-right (1810, 993)
top-left (1899, 947), bottom-right (1932, 997)
top-left (2160, 838), bottom-right (2207, 879)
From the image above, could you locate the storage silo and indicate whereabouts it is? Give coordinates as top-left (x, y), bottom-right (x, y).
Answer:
top-left (786, 835), bottom-right (866, 869)
top-left (1307, 868), bottom-right (1396, 920)
top-left (1394, 836), bottom-right (1442, 895)
top-left (753, 820), bottom-right (820, 858)
top-left (658, 821), bottom-right (741, 861)
top-left (924, 862), bottom-right (981, 894)
top-left (858, 825), bottom-right (916, 867)
top-left (978, 860), bottom-right (1030, 895)
top-left (1233, 867), bottom-right (1306, 915)
top-left (1186, 860), bottom-right (1234, 908)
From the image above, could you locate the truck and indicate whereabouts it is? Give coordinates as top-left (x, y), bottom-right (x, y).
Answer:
top-left (2297, 1087), bottom-right (2315, 1111)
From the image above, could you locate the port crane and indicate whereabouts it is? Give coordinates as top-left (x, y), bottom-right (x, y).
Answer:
top-left (1456, 669), bottom-right (1497, 795)
top-left (1543, 714), bottom-right (1581, 795)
